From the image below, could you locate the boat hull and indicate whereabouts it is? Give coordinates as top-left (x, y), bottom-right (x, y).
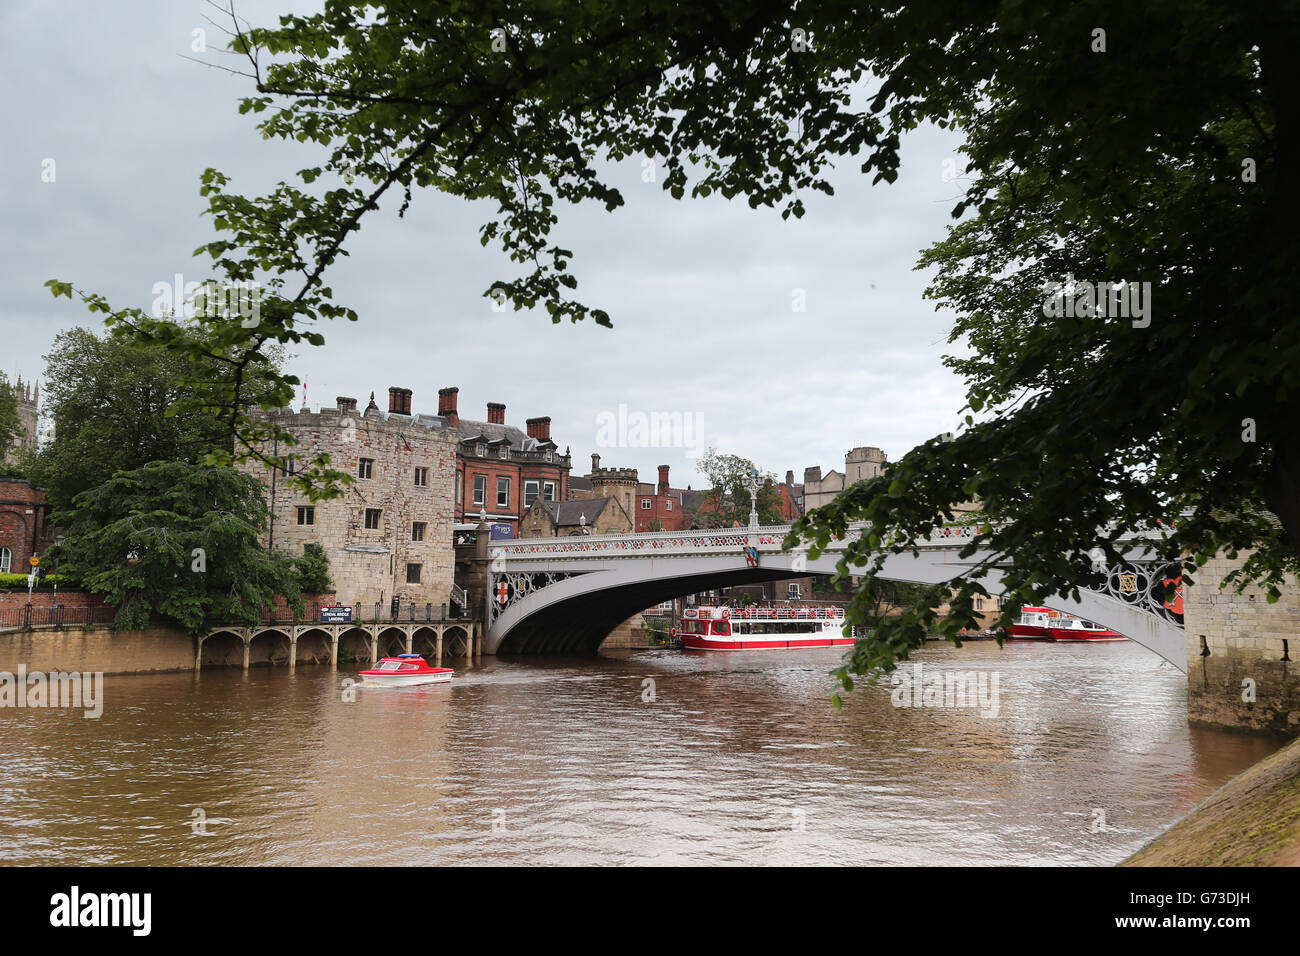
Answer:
top-left (1044, 628), bottom-right (1125, 642)
top-left (1007, 624), bottom-right (1051, 640)
top-left (681, 634), bottom-right (854, 651)
top-left (359, 672), bottom-right (454, 687)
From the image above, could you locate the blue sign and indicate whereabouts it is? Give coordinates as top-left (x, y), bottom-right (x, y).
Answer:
top-left (320, 606), bottom-right (352, 623)
top-left (489, 523), bottom-right (515, 540)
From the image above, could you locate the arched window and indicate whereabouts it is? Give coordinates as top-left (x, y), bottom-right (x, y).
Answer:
top-left (0, 547), bottom-right (10, 574)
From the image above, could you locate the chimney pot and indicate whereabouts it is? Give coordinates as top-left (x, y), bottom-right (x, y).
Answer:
top-left (487, 402), bottom-right (506, 425)
top-left (591, 453), bottom-right (601, 473)
top-left (438, 387), bottom-right (460, 427)
top-left (526, 416), bottom-right (551, 440)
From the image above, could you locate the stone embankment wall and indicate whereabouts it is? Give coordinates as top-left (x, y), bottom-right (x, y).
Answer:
top-left (1125, 737), bottom-right (1300, 866)
top-left (0, 625), bottom-right (195, 674)
top-left (1184, 552), bottom-right (1300, 737)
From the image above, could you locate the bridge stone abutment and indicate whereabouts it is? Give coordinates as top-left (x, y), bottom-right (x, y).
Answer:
top-left (1185, 552), bottom-right (1300, 737)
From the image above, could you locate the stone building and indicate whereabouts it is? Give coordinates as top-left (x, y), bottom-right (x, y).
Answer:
top-left (443, 388), bottom-right (572, 536)
top-left (581, 454), bottom-right (638, 517)
top-left (802, 446), bottom-right (887, 512)
top-left (519, 496), bottom-right (633, 537)
top-left (240, 388), bottom-right (458, 610)
top-left (0, 477), bottom-right (49, 576)
top-left (3, 377), bottom-right (39, 467)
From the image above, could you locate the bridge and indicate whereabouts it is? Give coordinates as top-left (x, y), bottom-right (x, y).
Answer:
top-left (484, 523), bottom-right (1187, 671)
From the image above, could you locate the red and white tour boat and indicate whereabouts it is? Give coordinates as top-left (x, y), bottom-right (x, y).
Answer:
top-left (1008, 607), bottom-right (1125, 642)
top-left (359, 654), bottom-right (455, 686)
top-left (677, 605), bottom-right (854, 651)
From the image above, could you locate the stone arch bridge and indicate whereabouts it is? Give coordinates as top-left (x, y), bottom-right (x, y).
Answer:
top-left (485, 523), bottom-right (1186, 671)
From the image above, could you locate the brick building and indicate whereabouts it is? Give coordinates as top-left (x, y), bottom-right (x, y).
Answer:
top-left (0, 477), bottom-right (49, 576)
top-left (442, 388), bottom-right (572, 536)
top-left (240, 389), bottom-right (458, 610)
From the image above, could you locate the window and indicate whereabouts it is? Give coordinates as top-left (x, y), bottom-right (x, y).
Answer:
top-left (497, 477), bottom-right (510, 508)
top-left (414, 467), bottom-right (428, 487)
top-left (0, 547), bottom-right (9, 574)
top-left (364, 508), bottom-right (381, 530)
top-left (412, 522), bottom-right (426, 542)
top-left (406, 563), bottom-right (422, 584)
top-left (543, 481), bottom-right (557, 502)
top-left (358, 458), bottom-right (374, 479)
top-left (499, 444), bottom-right (509, 460)
top-left (787, 583), bottom-right (801, 600)
top-left (641, 498), bottom-right (652, 510)
top-left (296, 506), bottom-right (314, 526)
top-left (665, 499), bottom-right (672, 511)
top-left (472, 475), bottom-right (486, 506)
top-left (524, 480), bottom-right (540, 508)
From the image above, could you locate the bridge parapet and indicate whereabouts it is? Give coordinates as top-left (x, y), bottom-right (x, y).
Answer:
top-left (489, 521), bottom-right (1171, 566)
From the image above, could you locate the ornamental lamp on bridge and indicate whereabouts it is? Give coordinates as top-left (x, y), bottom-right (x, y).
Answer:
top-left (743, 467), bottom-right (761, 531)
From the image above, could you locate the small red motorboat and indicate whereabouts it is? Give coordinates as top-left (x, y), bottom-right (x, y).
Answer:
top-left (358, 654), bottom-right (454, 686)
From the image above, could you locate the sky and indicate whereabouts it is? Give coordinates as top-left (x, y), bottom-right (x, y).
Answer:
top-left (0, 0), bottom-right (971, 490)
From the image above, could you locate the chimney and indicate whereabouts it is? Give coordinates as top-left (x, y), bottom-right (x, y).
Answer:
top-left (785, 470), bottom-right (794, 488)
top-left (438, 387), bottom-right (459, 427)
top-left (526, 416), bottom-right (551, 441)
top-left (388, 387), bottom-right (404, 414)
top-left (658, 464), bottom-right (670, 495)
top-left (804, 466), bottom-right (822, 485)
top-left (591, 453), bottom-right (601, 474)
top-left (337, 396), bottom-right (357, 413)
top-left (487, 402), bottom-right (506, 425)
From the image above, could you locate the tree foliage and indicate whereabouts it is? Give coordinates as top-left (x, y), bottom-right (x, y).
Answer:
top-left (28, 327), bottom-right (288, 511)
top-left (0, 374), bottom-right (24, 465)
top-left (293, 541), bottom-right (333, 594)
top-left (52, 461), bottom-right (300, 635)
top-left (693, 448), bottom-right (786, 526)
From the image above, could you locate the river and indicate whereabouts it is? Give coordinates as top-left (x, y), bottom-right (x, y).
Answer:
top-left (0, 640), bottom-right (1280, 865)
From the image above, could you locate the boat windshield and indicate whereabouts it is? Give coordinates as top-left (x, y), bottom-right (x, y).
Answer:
top-left (376, 660), bottom-right (402, 671)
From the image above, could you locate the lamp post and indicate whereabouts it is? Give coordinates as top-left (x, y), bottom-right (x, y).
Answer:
top-left (743, 467), bottom-right (761, 531)
top-left (53, 533), bottom-right (65, 602)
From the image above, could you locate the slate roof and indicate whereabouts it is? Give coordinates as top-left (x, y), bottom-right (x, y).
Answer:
top-left (539, 497), bottom-right (614, 527)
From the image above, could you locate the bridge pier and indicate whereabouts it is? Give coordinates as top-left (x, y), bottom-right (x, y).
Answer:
top-left (288, 632), bottom-right (298, 674)
top-left (330, 631), bottom-right (339, 670)
top-left (241, 636), bottom-right (250, 672)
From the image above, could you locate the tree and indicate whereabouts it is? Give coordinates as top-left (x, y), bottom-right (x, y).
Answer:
top-left (52, 461), bottom-right (300, 635)
top-left (293, 541), bottom-right (333, 593)
top-left (45, 2), bottom-right (1300, 694)
top-left (694, 449), bottom-right (785, 526)
top-left (0, 374), bottom-right (24, 465)
top-left (29, 327), bottom-right (286, 511)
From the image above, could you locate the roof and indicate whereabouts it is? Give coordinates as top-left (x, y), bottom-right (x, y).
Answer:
top-left (568, 476), bottom-right (593, 492)
top-left (538, 497), bottom-right (614, 527)
top-left (456, 418), bottom-right (531, 448)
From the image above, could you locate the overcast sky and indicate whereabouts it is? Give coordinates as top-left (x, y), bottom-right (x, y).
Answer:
top-left (1, 0), bottom-right (971, 490)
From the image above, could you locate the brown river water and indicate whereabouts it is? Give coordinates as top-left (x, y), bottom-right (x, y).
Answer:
top-left (0, 640), bottom-right (1280, 866)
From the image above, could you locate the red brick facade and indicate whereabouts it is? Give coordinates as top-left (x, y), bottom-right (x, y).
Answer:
top-left (0, 477), bottom-right (49, 576)
top-left (447, 389), bottom-right (572, 536)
